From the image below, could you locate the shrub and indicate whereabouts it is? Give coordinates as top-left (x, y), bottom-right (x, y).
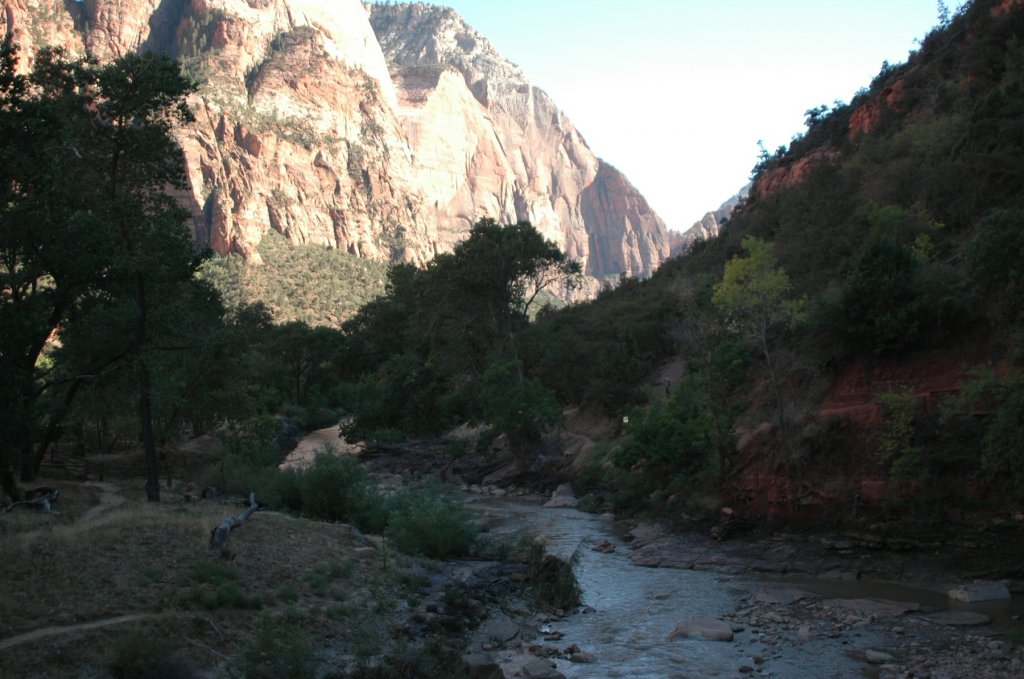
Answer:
top-left (108, 627), bottom-right (191, 679)
top-left (966, 208), bottom-right (1024, 324)
top-left (298, 454), bottom-right (387, 532)
top-left (239, 612), bottom-right (315, 679)
top-left (479, 359), bottom-right (561, 458)
top-left (523, 540), bottom-right (581, 611)
top-left (385, 481), bottom-right (477, 559)
top-left (876, 388), bottom-right (925, 482)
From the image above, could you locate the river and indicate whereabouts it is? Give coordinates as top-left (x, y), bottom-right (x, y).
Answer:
top-left (469, 496), bottom-right (890, 678)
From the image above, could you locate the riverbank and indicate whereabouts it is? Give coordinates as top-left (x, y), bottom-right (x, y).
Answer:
top-left (359, 438), bottom-right (1024, 678)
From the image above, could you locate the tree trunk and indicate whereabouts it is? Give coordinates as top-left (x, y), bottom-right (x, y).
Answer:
top-left (27, 379), bottom-right (83, 480)
top-left (1, 468), bottom-right (21, 503)
top-left (139, 359), bottom-right (160, 502)
top-left (136, 275), bottom-right (160, 503)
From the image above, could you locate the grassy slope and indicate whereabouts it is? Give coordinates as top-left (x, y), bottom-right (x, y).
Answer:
top-left (0, 478), bottom-right (428, 678)
top-left (200, 229), bottom-right (389, 327)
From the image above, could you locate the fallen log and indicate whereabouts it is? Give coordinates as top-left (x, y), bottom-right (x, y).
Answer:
top-left (0, 488), bottom-right (59, 515)
top-left (209, 492), bottom-right (259, 550)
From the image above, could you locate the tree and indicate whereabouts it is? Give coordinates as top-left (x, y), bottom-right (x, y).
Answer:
top-left (0, 43), bottom-right (200, 501)
top-left (342, 219), bottom-right (579, 446)
top-left (712, 237), bottom-right (805, 448)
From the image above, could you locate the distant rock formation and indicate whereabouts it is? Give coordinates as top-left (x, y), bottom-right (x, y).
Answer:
top-left (2, 0), bottom-right (670, 284)
top-left (669, 184), bottom-right (750, 257)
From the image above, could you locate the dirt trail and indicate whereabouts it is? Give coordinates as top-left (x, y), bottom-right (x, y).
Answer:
top-left (78, 481), bottom-right (125, 523)
top-left (0, 613), bottom-right (168, 652)
top-left (280, 425), bottom-right (362, 470)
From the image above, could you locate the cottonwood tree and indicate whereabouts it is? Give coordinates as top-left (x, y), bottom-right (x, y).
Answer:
top-left (341, 219), bottom-right (579, 450)
top-left (0, 43), bottom-right (204, 501)
top-left (712, 237), bottom-right (805, 451)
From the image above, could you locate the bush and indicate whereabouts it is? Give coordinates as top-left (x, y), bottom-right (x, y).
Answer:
top-left (966, 208), bottom-right (1024, 324)
top-left (385, 481), bottom-right (477, 559)
top-left (239, 612), bottom-right (315, 679)
top-left (298, 454), bottom-right (387, 533)
top-left (108, 627), bottom-right (192, 679)
top-left (523, 540), bottom-right (581, 611)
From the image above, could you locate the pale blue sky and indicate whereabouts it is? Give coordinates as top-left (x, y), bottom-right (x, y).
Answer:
top-left (432, 1), bottom-right (956, 231)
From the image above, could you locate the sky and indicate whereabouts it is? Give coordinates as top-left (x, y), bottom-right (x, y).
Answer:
top-left (434, 0), bottom-right (955, 231)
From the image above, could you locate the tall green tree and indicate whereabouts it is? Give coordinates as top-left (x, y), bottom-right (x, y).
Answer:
top-left (712, 237), bottom-right (805, 448)
top-left (342, 219), bottom-right (579, 448)
top-left (0, 43), bottom-right (200, 500)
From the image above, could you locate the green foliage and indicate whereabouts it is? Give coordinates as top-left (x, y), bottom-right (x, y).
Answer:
top-left (341, 219), bottom-right (580, 443)
top-left (966, 208), bottom-right (1024, 324)
top-left (0, 44), bottom-right (209, 493)
top-left (239, 611), bottom-right (315, 679)
top-left (385, 481), bottom-right (478, 559)
top-left (187, 560), bottom-right (240, 586)
top-left (479, 360), bottom-right (561, 456)
top-left (841, 239), bottom-right (926, 354)
top-left (108, 627), bottom-right (189, 679)
top-left (943, 369), bottom-right (1024, 501)
top-left (522, 276), bottom-right (678, 411)
top-left (297, 454), bottom-right (387, 533)
top-left (199, 229), bottom-right (389, 327)
top-left (523, 540), bottom-right (581, 611)
top-left (876, 388), bottom-right (924, 482)
top-left (712, 237), bottom-right (806, 346)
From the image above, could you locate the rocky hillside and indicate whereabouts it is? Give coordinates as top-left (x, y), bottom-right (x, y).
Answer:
top-left (0, 0), bottom-right (669, 283)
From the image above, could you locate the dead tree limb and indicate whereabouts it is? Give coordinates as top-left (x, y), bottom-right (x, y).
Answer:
top-left (209, 492), bottom-right (259, 550)
top-left (0, 488), bottom-right (59, 515)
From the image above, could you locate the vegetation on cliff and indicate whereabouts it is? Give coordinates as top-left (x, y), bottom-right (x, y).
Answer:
top-left (554, 0), bottom-right (1024, 519)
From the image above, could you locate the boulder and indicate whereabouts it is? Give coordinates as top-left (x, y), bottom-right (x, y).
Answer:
top-left (752, 589), bottom-right (817, 605)
top-left (947, 581), bottom-right (1011, 603)
top-left (865, 649), bottom-right (895, 664)
top-left (543, 484), bottom-right (578, 509)
top-left (520, 657), bottom-right (565, 679)
top-left (667, 617), bottom-right (735, 642)
top-left (479, 615), bottom-right (520, 642)
top-left (462, 653), bottom-right (505, 679)
top-left (925, 611), bottom-right (992, 626)
top-left (823, 598), bottom-right (920, 617)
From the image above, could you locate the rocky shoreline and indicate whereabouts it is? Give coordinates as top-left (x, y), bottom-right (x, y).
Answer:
top-left (358, 445), bottom-right (1024, 678)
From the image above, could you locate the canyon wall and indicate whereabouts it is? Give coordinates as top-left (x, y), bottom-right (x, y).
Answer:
top-left (2, 0), bottom-right (670, 280)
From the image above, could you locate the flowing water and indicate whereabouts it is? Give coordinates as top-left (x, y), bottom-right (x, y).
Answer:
top-left (469, 497), bottom-right (883, 678)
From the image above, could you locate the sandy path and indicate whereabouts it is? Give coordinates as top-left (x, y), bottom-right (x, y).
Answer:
top-left (280, 425), bottom-right (362, 470)
top-left (0, 613), bottom-right (168, 652)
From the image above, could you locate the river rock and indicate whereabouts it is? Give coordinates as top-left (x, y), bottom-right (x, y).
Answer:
top-left (668, 617), bottom-right (735, 642)
top-left (823, 598), bottom-right (920, 617)
top-left (480, 615), bottom-right (520, 641)
top-left (521, 657), bottom-right (565, 679)
top-left (753, 589), bottom-right (817, 605)
top-left (543, 484), bottom-right (578, 508)
top-left (569, 651), bottom-right (596, 663)
top-left (924, 611), bottom-right (992, 626)
top-left (947, 581), bottom-right (1010, 603)
top-left (482, 461), bottom-right (521, 487)
top-left (462, 653), bottom-right (505, 679)
top-left (865, 649), bottom-right (895, 664)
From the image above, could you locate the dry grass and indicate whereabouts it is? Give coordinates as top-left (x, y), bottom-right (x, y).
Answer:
top-left (0, 478), bottom-right (427, 678)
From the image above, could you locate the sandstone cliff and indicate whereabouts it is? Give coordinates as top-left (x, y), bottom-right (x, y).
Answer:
top-left (369, 3), bottom-right (670, 279)
top-left (2, 0), bottom-right (670, 282)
